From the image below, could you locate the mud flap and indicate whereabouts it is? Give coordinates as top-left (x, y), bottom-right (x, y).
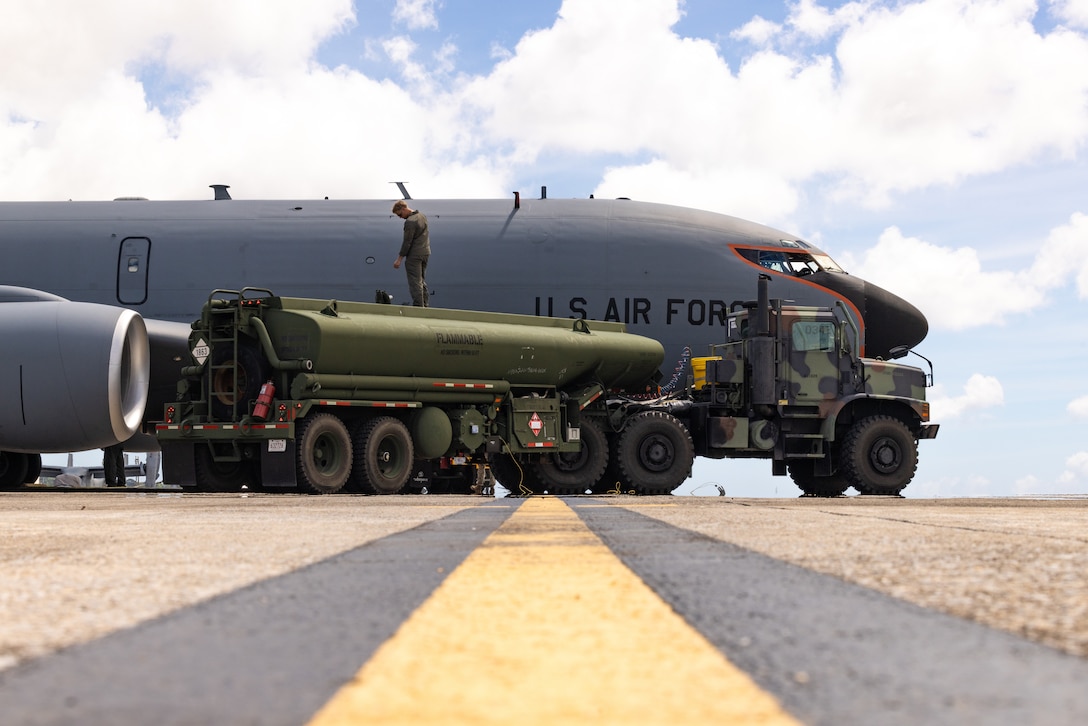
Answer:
top-left (260, 437), bottom-right (297, 488)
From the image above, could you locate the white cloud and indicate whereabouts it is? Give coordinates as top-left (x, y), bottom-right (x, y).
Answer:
top-left (843, 227), bottom-right (1045, 329)
top-left (393, 0), bottom-right (441, 31)
top-left (1014, 474), bottom-right (1048, 495)
top-left (1069, 395), bottom-right (1088, 419)
top-left (2, 0), bottom-right (1088, 218)
top-left (928, 374), bottom-right (1004, 420)
top-left (731, 16), bottom-right (782, 45)
top-left (1052, 0), bottom-right (1088, 28)
top-left (1057, 451), bottom-right (1088, 485)
top-left (787, 0), bottom-right (872, 41)
top-left (1029, 212), bottom-right (1088, 299)
top-left (843, 213), bottom-right (1088, 330)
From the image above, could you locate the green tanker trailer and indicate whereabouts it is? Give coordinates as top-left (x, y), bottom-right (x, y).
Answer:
top-left (156, 288), bottom-right (687, 495)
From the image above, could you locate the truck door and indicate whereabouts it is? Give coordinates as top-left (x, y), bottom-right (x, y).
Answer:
top-left (787, 318), bottom-right (841, 403)
top-left (117, 236), bottom-right (150, 304)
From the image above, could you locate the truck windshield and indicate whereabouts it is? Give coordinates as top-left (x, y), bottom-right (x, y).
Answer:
top-left (737, 248), bottom-right (844, 276)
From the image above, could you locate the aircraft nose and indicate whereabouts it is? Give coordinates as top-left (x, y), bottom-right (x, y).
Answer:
top-left (810, 273), bottom-right (929, 359)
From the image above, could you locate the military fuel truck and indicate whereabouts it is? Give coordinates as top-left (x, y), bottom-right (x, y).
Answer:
top-left (156, 288), bottom-right (669, 495)
top-left (156, 278), bottom-right (937, 496)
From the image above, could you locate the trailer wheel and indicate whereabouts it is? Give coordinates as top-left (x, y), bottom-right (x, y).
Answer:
top-left (0, 451), bottom-right (29, 490)
top-left (296, 413), bottom-right (353, 494)
top-left (488, 453), bottom-right (547, 494)
top-left (194, 445), bottom-right (254, 492)
top-left (787, 461), bottom-right (849, 497)
top-left (616, 411), bottom-right (694, 495)
top-left (535, 419), bottom-right (608, 494)
top-left (210, 341), bottom-right (269, 421)
top-left (353, 416), bottom-right (413, 494)
top-left (839, 415), bottom-right (917, 496)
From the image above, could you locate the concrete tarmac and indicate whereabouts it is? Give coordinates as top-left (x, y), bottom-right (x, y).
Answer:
top-left (0, 492), bottom-right (1086, 724)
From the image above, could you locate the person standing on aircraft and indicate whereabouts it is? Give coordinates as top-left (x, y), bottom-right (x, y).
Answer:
top-left (391, 200), bottom-right (430, 307)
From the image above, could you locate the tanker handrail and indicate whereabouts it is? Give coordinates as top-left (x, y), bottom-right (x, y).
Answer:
top-left (250, 316), bottom-right (313, 372)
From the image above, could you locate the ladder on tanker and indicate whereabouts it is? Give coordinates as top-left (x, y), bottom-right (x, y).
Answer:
top-left (202, 288), bottom-right (273, 421)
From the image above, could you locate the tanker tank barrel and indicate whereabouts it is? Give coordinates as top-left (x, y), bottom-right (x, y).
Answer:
top-left (251, 317), bottom-right (313, 372)
top-left (291, 373), bottom-right (511, 398)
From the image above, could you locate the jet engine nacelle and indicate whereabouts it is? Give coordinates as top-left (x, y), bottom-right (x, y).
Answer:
top-left (0, 296), bottom-right (149, 453)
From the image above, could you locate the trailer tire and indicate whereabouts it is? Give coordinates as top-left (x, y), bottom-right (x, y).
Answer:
top-left (296, 413), bottom-right (353, 494)
top-left (0, 451), bottom-right (29, 490)
top-left (194, 445), bottom-right (254, 492)
top-left (616, 411), bottom-right (694, 495)
top-left (839, 415), bottom-right (917, 496)
top-left (353, 416), bottom-right (413, 494)
top-left (210, 340), bottom-right (269, 421)
top-left (488, 453), bottom-right (547, 494)
top-left (787, 461), bottom-right (849, 497)
top-left (535, 418), bottom-right (608, 494)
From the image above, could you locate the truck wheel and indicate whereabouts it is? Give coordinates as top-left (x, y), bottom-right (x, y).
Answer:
top-left (296, 413), bottom-right (353, 494)
top-left (194, 445), bottom-right (254, 492)
top-left (787, 461), bottom-right (849, 497)
top-left (839, 415), bottom-right (917, 496)
top-left (353, 416), bottom-right (413, 494)
top-left (0, 451), bottom-right (28, 490)
top-left (209, 341), bottom-right (269, 421)
top-left (594, 432), bottom-right (627, 494)
top-left (616, 411), bottom-right (694, 495)
top-left (535, 419), bottom-right (608, 494)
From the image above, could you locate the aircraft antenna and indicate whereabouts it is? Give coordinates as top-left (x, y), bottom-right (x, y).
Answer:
top-left (391, 182), bottom-right (412, 200)
top-left (210, 184), bottom-right (232, 201)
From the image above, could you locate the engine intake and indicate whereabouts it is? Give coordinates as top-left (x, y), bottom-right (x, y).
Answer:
top-left (0, 300), bottom-right (149, 453)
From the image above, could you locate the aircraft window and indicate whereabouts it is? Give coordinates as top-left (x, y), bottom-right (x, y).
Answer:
top-left (127, 257), bottom-right (140, 273)
top-left (737, 248), bottom-right (844, 277)
top-left (792, 321), bottom-right (836, 351)
top-left (811, 253), bottom-right (844, 273)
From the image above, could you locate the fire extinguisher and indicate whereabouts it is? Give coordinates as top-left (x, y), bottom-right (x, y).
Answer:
top-left (253, 380), bottom-right (275, 420)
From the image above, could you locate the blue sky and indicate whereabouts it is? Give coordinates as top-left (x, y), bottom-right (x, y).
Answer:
top-left (3, 0), bottom-right (1088, 496)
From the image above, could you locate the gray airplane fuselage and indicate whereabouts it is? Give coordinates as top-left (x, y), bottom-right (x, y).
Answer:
top-left (1, 196), bottom-right (925, 357)
top-left (0, 195), bottom-right (928, 456)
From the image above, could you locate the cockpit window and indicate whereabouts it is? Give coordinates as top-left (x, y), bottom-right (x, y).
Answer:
top-left (736, 248), bottom-right (845, 277)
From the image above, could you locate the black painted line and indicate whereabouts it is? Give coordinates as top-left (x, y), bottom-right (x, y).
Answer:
top-left (0, 499), bottom-right (519, 726)
top-left (570, 499), bottom-right (1088, 726)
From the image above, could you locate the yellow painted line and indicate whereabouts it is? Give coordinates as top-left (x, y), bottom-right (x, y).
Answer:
top-left (307, 497), bottom-right (799, 725)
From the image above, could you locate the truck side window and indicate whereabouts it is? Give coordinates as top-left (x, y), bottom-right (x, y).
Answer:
top-left (791, 321), bottom-right (835, 351)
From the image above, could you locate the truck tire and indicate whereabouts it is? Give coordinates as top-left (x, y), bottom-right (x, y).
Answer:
top-left (0, 451), bottom-right (28, 490)
top-left (353, 416), bottom-right (413, 494)
top-left (535, 419), bottom-right (608, 494)
top-left (616, 411), bottom-right (694, 495)
top-left (209, 340), bottom-right (269, 421)
top-left (296, 413), bottom-right (353, 494)
top-left (838, 415), bottom-right (917, 496)
top-left (194, 445), bottom-right (254, 492)
top-left (787, 460), bottom-right (849, 497)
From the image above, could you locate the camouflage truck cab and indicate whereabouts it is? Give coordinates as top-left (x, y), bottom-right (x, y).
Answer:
top-left (686, 275), bottom-right (938, 496)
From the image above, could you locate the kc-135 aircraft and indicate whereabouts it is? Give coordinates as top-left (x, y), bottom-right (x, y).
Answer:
top-left (0, 185), bottom-right (928, 488)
